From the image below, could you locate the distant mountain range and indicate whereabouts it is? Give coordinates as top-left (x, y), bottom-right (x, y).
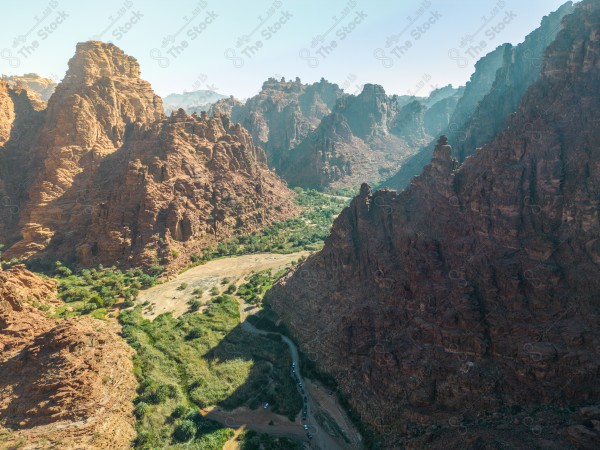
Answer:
top-left (162, 89), bottom-right (228, 115)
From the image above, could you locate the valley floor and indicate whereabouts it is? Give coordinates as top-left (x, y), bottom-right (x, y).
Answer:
top-left (138, 252), bottom-right (309, 320)
top-left (134, 251), bottom-right (362, 450)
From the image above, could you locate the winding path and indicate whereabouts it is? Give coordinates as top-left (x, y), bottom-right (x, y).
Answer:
top-left (206, 293), bottom-right (362, 450)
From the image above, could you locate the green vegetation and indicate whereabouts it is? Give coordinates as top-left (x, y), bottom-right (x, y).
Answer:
top-left (187, 188), bottom-right (348, 266)
top-left (237, 430), bottom-right (303, 449)
top-left (225, 284), bottom-right (237, 294)
top-left (120, 294), bottom-right (302, 449)
top-left (187, 299), bottom-right (202, 313)
top-left (324, 186), bottom-right (359, 198)
top-left (246, 307), bottom-right (293, 337)
top-left (237, 269), bottom-right (285, 305)
top-left (51, 262), bottom-right (163, 317)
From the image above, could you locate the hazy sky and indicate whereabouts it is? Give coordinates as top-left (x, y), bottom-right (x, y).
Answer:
top-left (0, 0), bottom-right (570, 99)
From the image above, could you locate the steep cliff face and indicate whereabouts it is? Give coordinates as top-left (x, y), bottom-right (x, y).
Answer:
top-left (423, 86), bottom-right (464, 137)
top-left (211, 77), bottom-right (344, 170)
top-left (210, 79), bottom-right (461, 190)
top-left (5, 41), bottom-right (164, 261)
top-left (0, 82), bottom-right (46, 244)
top-left (2, 42), bottom-right (296, 269)
top-left (452, 1), bottom-right (575, 162)
top-left (267, 1), bottom-right (600, 447)
top-left (0, 265), bottom-right (136, 449)
top-left (280, 84), bottom-right (462, 189)
top-left (0, 82), bottom-right (15, 147)
top-left (385, 1), bottom-right (574, 191)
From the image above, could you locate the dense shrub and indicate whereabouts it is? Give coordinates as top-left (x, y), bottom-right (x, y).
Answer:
top-left (135, 401), bottom-right (149, 418)
top-left (53, 263), bottom-right (161, 314)
top-left (173, 419), bottom-right (196, 442)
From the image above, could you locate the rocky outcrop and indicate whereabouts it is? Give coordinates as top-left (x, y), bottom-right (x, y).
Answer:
top-left (280, 84), bottom-right (461, 189)
top-left (211, 77), bottom-right (345, 170)
top-left (1, 73), bottom-right (57, 102)
top-left (385, 1), bottom-right (574, 191)
top-left (2, 42), bottom-right (296, 269)
top-left (0, 81), bottom-right (46, 244)
top-left (210, 78), bottom-right (462, 190)
top-left (0, 82), bottom-right (15, 147)
top-left (451, 1), bottom-right (575, 163)
top-left (208, 96), bottom-right (244, 118)
top-left (0, 265), bottom-right (136, 449)
top-left (267, 1), bottom-right (600, 447)
top-left (74, 109), bottom-right (296, 268)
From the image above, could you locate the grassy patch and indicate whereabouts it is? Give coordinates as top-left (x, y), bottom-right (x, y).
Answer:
top-left (120, 294), bottom-right (302, 448)
top-left (237, 269), bottom-right (285, 305)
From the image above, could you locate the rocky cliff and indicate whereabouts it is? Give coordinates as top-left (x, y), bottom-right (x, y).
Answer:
top-left (1, 42), bottom-right (296, 269)
top-left (452, 1), bottom-right (575, 163)
top-left (0, 265), bottom-right (136, 449)
top-left (73, 109), bottom-right (296, 268)
top-left (0, 81), bottom-right (46, 245)
top-left (386, 1), bottom-right (574, 191)
top-left (267, 1), bottom-right (600, 447)
top-left (210, 78), bottom-right (462, 190)
top-left (211, 77), bottom-right (345, 170)
top-left (279, 84), bottom-right (462, 189)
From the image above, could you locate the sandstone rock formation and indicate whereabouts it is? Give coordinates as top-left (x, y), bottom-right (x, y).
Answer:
top-left (74, 109), bottom-right (296, 268)
top-left (209, 77), bottom-right (462, 190)
top-left (0, 81), bottom-right (47, 245)
top-left (279, 84), bottom-right (462, 189)
top-left (0, 265), bottom-right (136, 449)
top-left (1, 42), bottom-right (296, 269)
top-left (211, 77), bottom-right (345, 170)
top-left (267, 1), bottom-right (600, 447)
top-left (385, 1), bottom-right (574, 191)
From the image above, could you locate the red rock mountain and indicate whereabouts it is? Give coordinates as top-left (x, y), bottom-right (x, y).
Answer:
top-left (267, 1), bottom-right (600, 448)
top-left (211, 77), bottom-right (345, 170)
top-left (0, 81), bottom-right (46, 243)
top-left (0, 42), bottom-right (296, 268)
top-left (211, 78), bottom-right (463, 190)
top-left (279, 84), bottom-right (462, 189)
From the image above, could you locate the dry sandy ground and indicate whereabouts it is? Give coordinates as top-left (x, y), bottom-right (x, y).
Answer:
top-left (305, 379), bottom-right (363, 447)
top-left (137, 252), bottom-right (309, 319)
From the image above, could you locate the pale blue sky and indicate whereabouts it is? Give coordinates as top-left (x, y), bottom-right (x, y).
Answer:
top-left (0, 0), bottom-right (570, 98)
